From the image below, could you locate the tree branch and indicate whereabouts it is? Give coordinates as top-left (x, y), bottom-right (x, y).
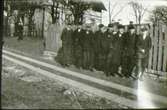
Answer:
top-left (112, 3), bottom-right (127, 20)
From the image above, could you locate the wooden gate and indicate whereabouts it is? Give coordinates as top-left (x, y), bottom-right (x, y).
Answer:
top-left (147, 24), bottom-right (167, 76)
top-left (44, 24), bottom-right (64, 56)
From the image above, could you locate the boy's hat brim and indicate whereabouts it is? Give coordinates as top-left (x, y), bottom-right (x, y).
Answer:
top-left (108, 23), bottom-right (113, 27)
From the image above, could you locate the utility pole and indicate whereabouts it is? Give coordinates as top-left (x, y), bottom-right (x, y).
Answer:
top-left (42, 6), bottom-right (45, 50)
top-left (100, 10), bottom-right (102, 24)
top-left (42, 7), bottom-right (45, 38)
top-left (109, 0), bottom-right (111, 24)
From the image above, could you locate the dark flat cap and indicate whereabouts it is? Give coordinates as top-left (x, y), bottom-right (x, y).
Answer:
top-left (118, 24), bottom-right (124, 29)
top-left (98, 24), bottom-right (104, 28)
top-left (112, 22), bottom-right (118, 26)
top-left (85, 24), bottom-right (91, 28)
top-left (129, 21), bottom-right (133, 24)
top-left (108, 23), bottom-right (113, 27)
top-left (141, 26), bottom-right (148, 31)
top-left (128, 25), bottom-right (135, 30)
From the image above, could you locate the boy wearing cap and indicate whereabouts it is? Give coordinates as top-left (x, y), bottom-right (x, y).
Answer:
top-left (82, 25), bottom-right (94, 70)
top-left (111, 24), bottom-right (125, 77)
top-left (61, 25), bottom-right (73, 66)
top-left (122, 25), bottom-right (138, 78)
top-left (93, 24), bottom-right (104, 70)
top-left (106, 23), bottom-right (115, 76)
top-left (99, 25), bottom-right (110, 72)
top-left (17, 17), bottom-right (23, 41)
top-left (132, 26), bottom-right (152, 80)
top-left (72, 25), bottom-right (83, 68)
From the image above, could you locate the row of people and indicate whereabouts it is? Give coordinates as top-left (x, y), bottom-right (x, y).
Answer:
top-left (56, 23), bottom-right (152, 80)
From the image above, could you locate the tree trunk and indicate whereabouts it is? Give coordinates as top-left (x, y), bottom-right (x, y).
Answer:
top-left (109, 0), bottom-right (111, 24)
top-left (138, 15), bottom-right (141, 25)
top-left (55, 3), bottom-right (59, 23)
top-left (51, 1), bottom-right (55, 24)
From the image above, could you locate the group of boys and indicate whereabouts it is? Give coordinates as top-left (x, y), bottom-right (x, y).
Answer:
top-left (57, 22), bottom-right (152, 80)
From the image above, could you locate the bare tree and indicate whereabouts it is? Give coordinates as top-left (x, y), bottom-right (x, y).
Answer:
top-left (108, 0), bottom-right (127, 24)
top-left (149, 6), bottom-right (167, 25)
top-left (51, 0), bottom-right (61, 24)
top-left (60, 0), bottom-right (91, 25)
top-left (129, 1), bottom-right (147, 25)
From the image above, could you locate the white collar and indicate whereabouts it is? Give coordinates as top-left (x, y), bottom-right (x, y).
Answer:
top-left (113, 32), bottom-right (117, 35)
top-left (119, 34), bottom-right (122, 37)
top-left (143, 32), bottom-right (147, 40)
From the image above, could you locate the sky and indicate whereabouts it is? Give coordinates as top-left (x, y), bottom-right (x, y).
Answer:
top-left (101, 0), bottom-right (167, 25)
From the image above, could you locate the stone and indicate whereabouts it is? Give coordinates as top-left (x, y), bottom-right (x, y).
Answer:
top-left (20, 75), bottom-right (42, 82)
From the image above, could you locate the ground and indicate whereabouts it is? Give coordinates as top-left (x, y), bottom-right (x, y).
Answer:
top-left (2, 59), bottom-right (125, 109)
top-left (2, 36), bottom-right (167, 109)
top-left (3, 36), bottom-right (138, 87)
top-left (3, 36), bottom-right (167, 87)
top-left (3, 36), bottom-right (44, 57)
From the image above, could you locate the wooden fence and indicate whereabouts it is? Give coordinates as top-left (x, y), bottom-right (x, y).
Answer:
top-left (147, 24), bottom-right (167, 75)
top-left (124, 24), bottom-right (167, 76)
top-left (45, 24), bottom-right (167, 75)
top-left (44, 24), bottom-right (64, 55)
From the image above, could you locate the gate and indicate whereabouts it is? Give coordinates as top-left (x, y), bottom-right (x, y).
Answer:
top-left (44, 24), bottom-right (64, 56)
top-left (147, 24), bottom-right (167, 76)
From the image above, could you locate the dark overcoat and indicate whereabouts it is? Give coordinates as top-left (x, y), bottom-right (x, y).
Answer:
top-left (124, 32), bottom-right (138, 56)
top-left (136, 33), bottom-right (152, 58)
top-left (112, 32), bottom-right (125, 65)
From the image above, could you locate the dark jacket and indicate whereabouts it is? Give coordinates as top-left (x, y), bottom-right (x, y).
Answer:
top-left (82, 30), bottom-right (94, 51)
top-left (61, 28), bottom-right (73, 46)
top-left (112, 32), bottom-right (125, 64)
top-left (93, 30), bottom-right (102, 53)
top-left (72, 28), bottom-right (82, 47)
top-left (124, 32), bottom-right (138, 56)
top-left (72, 28), bottom-right (83, 57)
top-left (136, 33), bottom-right (152, 58)
top-left (106, 31), bottom-right (114, 50)
top-left (100, 31), bottom-right (110, 54)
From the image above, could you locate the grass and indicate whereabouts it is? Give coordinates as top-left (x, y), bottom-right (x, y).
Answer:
top-left (3, 36), bottom-right (44, 57)
top-left (3, 36), bottom-right (135, 87)
top-left (2, 59), bottom-right (123, 109)
top-left (3, 36), bottom-right (167, 95)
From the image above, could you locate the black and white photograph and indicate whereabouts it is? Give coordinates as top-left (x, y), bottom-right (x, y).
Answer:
top-left (1, 0), bottom-right (167, 109)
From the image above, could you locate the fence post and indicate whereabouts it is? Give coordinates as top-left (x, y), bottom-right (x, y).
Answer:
top-left (153, 25), bottom-right (158, 70)
top-left (148, 25), bottom-right (153, 70)
top-left (163, 25), bottom-right (167, 72)
top-left (158, 24), bottom-right (163, 72)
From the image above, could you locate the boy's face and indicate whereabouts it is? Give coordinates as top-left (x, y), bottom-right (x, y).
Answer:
top-left (113, 25), bottom-right (118, 32)
top-left (72, 26), bottom-right (77, 30)
top-left (78, 25), bottom-right (81, 29)
top-left (103, 27), bottom-right (107, 32)
top-left (108, 27), bottom-right (114, 32)
top-left (142, 30), bottom-right (148, 34)
top-left (130, 29), bottom-right (135, 34)
top-left (119, 28), bottom-right (124, 33)
top-left (86, 27), bottom-right (91, 31)
top-left (100, 27), bottom-right (103, 32)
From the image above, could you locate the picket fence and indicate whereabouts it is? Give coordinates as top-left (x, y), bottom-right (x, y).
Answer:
top-left (147, 24), bottom-right (167, 76)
